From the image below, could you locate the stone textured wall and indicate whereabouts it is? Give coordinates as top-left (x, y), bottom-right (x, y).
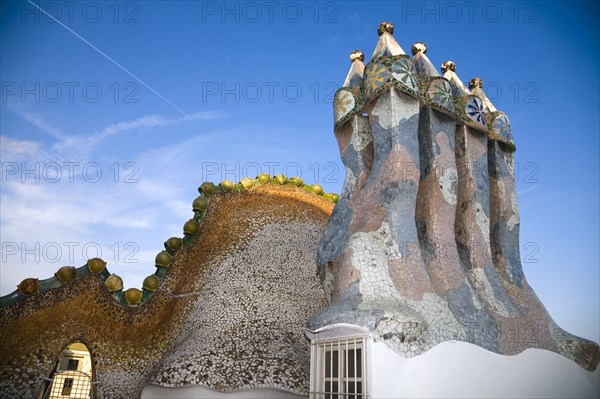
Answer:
top-left (0, 185), bottom-right (332, 398)
top-left (148, 222), bottom-right (328, 394)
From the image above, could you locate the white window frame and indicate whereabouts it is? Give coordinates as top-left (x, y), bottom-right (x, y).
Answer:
top-left (305, 324), bottom-right (371, 399)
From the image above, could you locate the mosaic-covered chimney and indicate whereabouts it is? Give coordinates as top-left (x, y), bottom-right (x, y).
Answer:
top-left (310, 22), bottom-right (600, 371)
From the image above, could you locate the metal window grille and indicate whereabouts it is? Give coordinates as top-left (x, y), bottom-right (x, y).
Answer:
top-left (42, 370), bottom-right (95, 399)
top-left (311, 336), bottom-right (368, 399)
top-left (61, 378), bottom-right (73, 395)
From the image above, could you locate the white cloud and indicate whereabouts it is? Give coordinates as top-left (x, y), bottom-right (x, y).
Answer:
top-left (4, 101), bottom-right (67, 140)
top-left (0, 174), bottom-right (167, 294)
top-left (0, 109), bottom-right (231, 294)
top-left (77, 110), bottom-right (229, 144)
top-left (0, 136), bottom-right (42, 160)
top-left (3, 103), bottom-right (231, 163)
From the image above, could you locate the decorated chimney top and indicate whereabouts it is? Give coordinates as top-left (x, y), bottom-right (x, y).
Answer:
top-left (441, 60), bottom-right (456, 73)
top-left (468, 77), bottom-right (483, 90)
top-left (371, 21), bottom-right (405, 57)
top-left (343, 50), bottom-right (365, 87)
top-left (332, 21), bottom-right (516, 145)
top-left (377, 21), bottom-right (394, 36)
top-left (441, 60), bottom-right (470, 97)
top-left (411, 42), bottom-right (427, 55)
top-left (350, 49), bottom-right (365, 62)
top-left (412, 41), bottom-right (440, 78)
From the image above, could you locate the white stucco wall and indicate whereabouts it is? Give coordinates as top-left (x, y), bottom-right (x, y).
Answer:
top-left (141, 385), bottom-right (306, 398)
top-left (371, 341), bottom-right (599, 398)
top-left (143, 333), bottom-right (599, 398)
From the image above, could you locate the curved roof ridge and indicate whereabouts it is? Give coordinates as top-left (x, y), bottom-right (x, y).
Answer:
top-left (0, 175), bottom-right (339, 308)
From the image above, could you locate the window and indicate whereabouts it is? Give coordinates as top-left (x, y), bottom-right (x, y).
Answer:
top-left (65, 358), bottom-right (79, 371)
top-left (40, 341), bottom-right (95, 399)
top-left (306, 324), bottom-right (371, 399)
top-left (61, 378), bottom-right (74, 396)
top-left (314, 337), bottom-right (367, 399)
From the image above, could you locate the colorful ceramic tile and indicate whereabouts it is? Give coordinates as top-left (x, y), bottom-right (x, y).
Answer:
top-left (334, 89), bottom-right (357, 123)
top-left (466, 97), bottom-right (486, 126)
top-left (427, 79), bottom-right (454, 113)
top-left (391, 57), bottom-right (418, 92)
top-left (364, 62), bottom-right (389, 98)
top-left (492, 113), bottom-right (513, 142)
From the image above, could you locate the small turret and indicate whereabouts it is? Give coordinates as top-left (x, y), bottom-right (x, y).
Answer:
top-left (371, 21), bottom-right (405, 58)
top-left (333, 50), bottom-right (367, 125)
top-left (411, 42), bottom-right (440, 78)
top-left (343, 50), bottom-right (365, 87)
top-left (467, 78), bottom-right (514, 147)
top-left (412, 43), bottom-right (455, 115)
top-left (441, 60), bottom-right (470, 97)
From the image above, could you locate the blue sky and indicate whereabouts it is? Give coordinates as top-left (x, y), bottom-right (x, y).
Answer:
top-left (1, 1), bottom-right (598, 343)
